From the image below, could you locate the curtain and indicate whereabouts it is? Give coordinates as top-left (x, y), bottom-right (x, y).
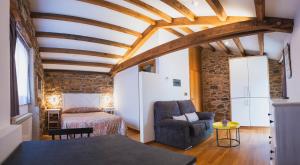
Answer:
top-left (10, 16), bottom-right (20, 117)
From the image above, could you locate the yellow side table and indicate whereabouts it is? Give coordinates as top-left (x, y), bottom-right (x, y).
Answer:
top-left (213, 121), bottom-right (240, 147)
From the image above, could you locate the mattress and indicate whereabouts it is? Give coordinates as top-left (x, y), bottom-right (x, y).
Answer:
top-left (61, 112), bottom-right (126, 136)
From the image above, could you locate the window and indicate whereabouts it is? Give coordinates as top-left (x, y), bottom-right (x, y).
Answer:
top-left (14, 37), bottom-right (31, 106)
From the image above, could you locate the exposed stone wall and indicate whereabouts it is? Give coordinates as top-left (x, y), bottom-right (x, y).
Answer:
top-left (200, 49), bottom-right (238, 121)
top-left (13, 0), bottom-right (45, 137)
top-left (44, 70), bottom-right (113, 109)
top-left (200, 49), bottom-right (283, 121)
top-left (269, 59), bottom-right (283, 98)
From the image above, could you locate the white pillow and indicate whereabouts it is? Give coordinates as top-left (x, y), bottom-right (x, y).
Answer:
top-left (173, 115), bottom-right (187, 121)
top-left (185, 112), bottom-right (199, 122)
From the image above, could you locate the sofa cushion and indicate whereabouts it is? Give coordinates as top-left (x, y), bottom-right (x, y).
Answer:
top-left (177, 100), bottom-right (197, 114)
top-left (154, 101), bottom-right (181, 125)
top-left (189, 121), bottom-right (206, 136)
top-left (185, 112), bottom-right (199, 122)
top-left (173, 115), bottom-right (187, 121)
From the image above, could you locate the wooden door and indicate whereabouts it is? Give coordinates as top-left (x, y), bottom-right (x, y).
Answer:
top-left (189, 47), bottom-right (203, 112)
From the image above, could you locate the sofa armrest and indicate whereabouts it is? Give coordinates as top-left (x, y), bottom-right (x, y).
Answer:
top-left (158, 119), bottom-right (190, 129)
top-left (196, 112), bottom-right (215, 120)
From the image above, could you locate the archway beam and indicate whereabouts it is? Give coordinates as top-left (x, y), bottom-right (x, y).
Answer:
top-left (111, 17), bottom-right (293, 74)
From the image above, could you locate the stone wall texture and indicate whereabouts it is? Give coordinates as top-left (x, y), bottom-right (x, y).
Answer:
top-left (200, 49), bottom-right (238, 121)
top-left (14, 0), bottom-right (45, 137)
top-left (269, 59), bottom-right (283, 98)
top-left (200, 49), bottom-right (283, 121)
top-left (44, 70), bottom-right (113, 109)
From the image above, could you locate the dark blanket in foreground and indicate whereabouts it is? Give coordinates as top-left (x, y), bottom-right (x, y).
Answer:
top-left (4, 135), bottom-right (196, 165)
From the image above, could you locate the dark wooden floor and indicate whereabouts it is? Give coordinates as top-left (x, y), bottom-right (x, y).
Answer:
top-left (127, 127), bottom-right (270, 165)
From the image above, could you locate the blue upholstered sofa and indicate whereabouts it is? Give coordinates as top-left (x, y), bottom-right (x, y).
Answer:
top-left (154, 100), bottom-right (215, 149)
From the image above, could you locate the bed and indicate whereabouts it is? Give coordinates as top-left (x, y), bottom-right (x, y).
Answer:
top-left (61, 93), bottom-right (126, 136)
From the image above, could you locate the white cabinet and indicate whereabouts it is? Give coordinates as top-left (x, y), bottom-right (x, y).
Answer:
top-left (270, 100), bottom-right (300, 165)
top-left (249, 98), bottom-right (270, 126)
top-left (230, 56), bottom-right (270, 126)
top-left (247, 57), bottom-right (270, 97)
top-left (231, 98), bottom-right (250, 126)
top-left (229, 58), bottom-right (249, 98)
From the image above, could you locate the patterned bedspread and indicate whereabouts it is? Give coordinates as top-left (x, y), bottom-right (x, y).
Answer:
top-left (61, 112), bottom-right (126, 136)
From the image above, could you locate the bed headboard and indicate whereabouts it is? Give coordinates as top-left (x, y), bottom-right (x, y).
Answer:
top-left (62, 93), bottom-right (101, 111)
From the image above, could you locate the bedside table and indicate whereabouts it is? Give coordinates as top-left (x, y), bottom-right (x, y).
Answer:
top-left (103, 107), bottom-right (115, 114)
top-left (47, 109), bottom-right (61, 130)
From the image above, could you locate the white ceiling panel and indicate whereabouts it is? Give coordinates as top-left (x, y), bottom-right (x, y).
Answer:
top-left (222, 39), bottom-right (240, 54)
top-left (37, 38), bottom-right (127, 56)
top-left (172, 27), bottom-right (189, 35)
top-left (240, 35), bottom-right (259, 53)
top-left (141, 0), bottom-right (184, 18)
top-left (188, 25), bottom-right (203, 32)
top-left (266, 0), bottom-right (300, 18)
top-left (43, 64), bottom-right (111, 73)
top-left (210, 42), bottom-right (223, 51)
top-left (30, 0), bottom-right (149, 32)
top-left (265, 33), bottom-right (286, 60)
top-left (179, 0), bottom-right (216, 16)
top-left (33, 19), bottom-right (137, 45)
top-left (29, 0), bottom-right (297, 72)
top-left (41, 53), bottom-right (118, 64)
top-left (107, 0), bottom-right (161, 20)
top-left (220, 0), bottom-right (255, 17)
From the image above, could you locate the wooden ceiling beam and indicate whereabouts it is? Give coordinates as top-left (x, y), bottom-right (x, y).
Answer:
top-left (112, 17), bottom-right (293, 74)
top-left (31, 12), bottom-right (142, 38)
top-left (216, 41), bottom-right (230, 54)
top-left (161, 0), bottom-right (196, 21)
top-left (120, 26), bottom-right (158, 62)
top-left (42, 59), bottom-right (114, 68)
top-left (255, 0), bottom-right (265, 55)
top-left (36, 32), bottom-right (131, 49)
top-left (200, 43), bottom-right (216, 51)
top-left (79, 0), bottom-right (155, 25)
top-left (124, 0), bottom-right (172, 23)
top-left (156, 16), bottom-right (254, 28)
top-left (163, 28), bottom-right (184, 37)
top-left (205, 0), bottom-right (227, 21)
top-left (233, 37), bottom-right (246, 56)
top-left (255, 0), bottom-right (265, 21)
top-left (40, 47), bottom-right (122, 59)
top-left (179, 27), bottom-right (194, 34)
top-left (258, 33), bottom-right (264, 56)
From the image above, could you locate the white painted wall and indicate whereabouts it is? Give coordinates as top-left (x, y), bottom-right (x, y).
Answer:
top-left (0, 0), bottom-right (22, 163)
top-left (286, 9), bottom-right (300, 101)
top-left (139, 49), bottom-right (190, 143)
top-left (114, 66), bottom-right (140, 130)
top-left (114, 29), bottom-right (189, 138)
top-left (0, 0), bottom-right (11, 129)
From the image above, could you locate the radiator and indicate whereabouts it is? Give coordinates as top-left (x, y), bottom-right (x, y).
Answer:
top-left (12, 113), bottom-right (32, 141)
top-left (0, 114), bottom-right (32, 163)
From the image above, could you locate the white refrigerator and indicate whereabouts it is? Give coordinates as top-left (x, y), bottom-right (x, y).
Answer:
top-left (229, 56), bottom-right (270, 126)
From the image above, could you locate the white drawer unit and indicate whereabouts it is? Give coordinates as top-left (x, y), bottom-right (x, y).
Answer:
top-left (269, 100), bottom-right (300, 165)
